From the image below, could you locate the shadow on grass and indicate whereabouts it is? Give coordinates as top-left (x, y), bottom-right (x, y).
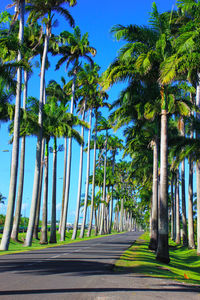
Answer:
top-left (115, 238), bottom-right (200, 286)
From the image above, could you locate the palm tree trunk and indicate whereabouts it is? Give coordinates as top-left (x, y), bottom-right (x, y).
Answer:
top-left (119, 198), bottom-right (124, 232)
top-left (109, 152), bottom-right (116, 234)
top-left (196, 161), bottom-right (200, 254)
top-left (180, 120), bottom-right (188, 246)
top-left (99, 134), bottom-right (108, 235)
top-left (24, 26), bottom-right (49, 247)
top-left (149, 138), bottom-right (158, 250)
top-left (80, 108), bottom-right (92, 238)
top-left (116, 204), bottom-right (119, 232)
top-left (49, 137), bottom-right (57, 243)
top-left (72, 106), bottom-right (85, 240)
top-left (11, 68), bottom-right (27, 242)
top-left (60, 73), bottom-right (76, 241)
top-left (196, 74), bottom-right (200, 254)
top-left (33, 138), bottom-right (45, 239)
top-left (40, 139), bottom-right (49, 244)
top-left (99, 203), bottom-right (104, 235)
top-left (0, 0), bottom-right (24, 251)
top-left (188, 93), bottom-right (195, 249)
top-left (97, 201), bottom-right (101, 232)
top-left (156, 107), bottom-right (170, 264)
top-left (59, 137), bottom-right (67, 233)
top-left (109, 186), bottom-right (114, 234)
top-left (181, 158), bottom-right (187, 245)
top-left (87, 109), bottom-right (97, 237)
top-left (94, 209), bottom-right (97, 235)
top-left (175, 169), bottom-right (181, 244)
top-left (188, 157), bottom-right (195, 249)
top-left (173, 174), bottom-right (177, 241)
top-left (34, 85), bottom-right (46, 239)
top-left (170, 175), bottom-right (174, 241)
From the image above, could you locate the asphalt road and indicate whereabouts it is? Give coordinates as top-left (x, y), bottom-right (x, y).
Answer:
top-left (0, 231), bottom-right (199, 300)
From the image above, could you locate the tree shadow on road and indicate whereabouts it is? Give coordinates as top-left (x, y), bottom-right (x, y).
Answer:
top-left (0, 285), bottom-right (200, 297)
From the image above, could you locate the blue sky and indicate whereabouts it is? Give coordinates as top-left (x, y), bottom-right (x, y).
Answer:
top-left (0, 0), bottom-right (178, 223)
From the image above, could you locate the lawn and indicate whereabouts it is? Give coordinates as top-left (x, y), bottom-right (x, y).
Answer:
top-left (115, 232), bottom-right (200, 285)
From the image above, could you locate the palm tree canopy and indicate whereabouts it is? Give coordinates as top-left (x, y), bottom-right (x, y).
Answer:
top-left (26, 0), bottom-right (76, 29)
top-left (55, 26), bottom-right (96, 71)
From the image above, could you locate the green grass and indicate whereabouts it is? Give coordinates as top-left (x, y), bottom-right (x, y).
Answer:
top-left (0, 229), bottom-right (122, 255)
top-left (115, 232), bottom-right (200, 285)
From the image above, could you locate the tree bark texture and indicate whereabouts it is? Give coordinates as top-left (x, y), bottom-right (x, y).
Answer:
top-left (72, 106), bottom-right (85, 240)
top-left (175, 169), bottom-right (181, 244)
top-left (80, 108), bottom-right (92, 238)
top-left (24, 27), bottom-right (49, 247)
top-left (149, 139), bottom-right (158, 250)
top-left (49, 138), bottom-right (57, 243)
top-left (188, 158), bottom-right (195, 249)
top-left (156, 109), bottom-right (170, 264)
top-left (11, 69), bottom-right (27, 241)
top-left (87, 111), bottom-right (97, 237)
top-left (60, 73), bottom-right (76, 241)
top-left (40, 140), bottom-right (49, 244)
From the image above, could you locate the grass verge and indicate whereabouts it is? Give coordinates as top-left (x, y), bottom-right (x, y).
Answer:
top-left (0, 229), bottom-right (123, 255)
top-left (115, 232), bottom-right (200, 285)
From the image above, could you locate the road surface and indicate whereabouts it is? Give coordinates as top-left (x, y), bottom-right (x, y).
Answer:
top-left (0, 231), bottom-right (199, 300)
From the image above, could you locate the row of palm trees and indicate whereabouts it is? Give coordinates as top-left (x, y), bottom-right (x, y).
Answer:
top-left (103, 0), bottom-right (200, 263)
top-left (3, 0), bottom-right (200, 266)
top-left (0, 0), bottom-right (142, 251)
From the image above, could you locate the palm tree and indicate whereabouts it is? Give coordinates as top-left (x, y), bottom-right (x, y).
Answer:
top-left (161, 0), bottom-right (200, 253)
top-left (0, 0), bottom-right (25, 251)
top-left (87, 91), bottom-right (109, 237)
top-left (72, 102), bottom-right (86, 240)
top-left (74, 63), bottom-right (101, 238)
top-left (11, 68), bottom-right (28, 242)
top-left (97, 117), bottom-right (111, 235)
top-left (107, 135), bottom-right (123, 233)
top-left (43, 80), bottom-right (84, 243)
top-left (24, 0), bottom-right (76, 247)
top-left (179, 117), bottom-right (188, 246)
top-left (11, 23), bottom-right (43, 242)
top-left (55, 26), bottom-right (96, 241)
top-left (72, 64), bottom-right (101, 240)
top-left (104, 3), bottom-right (174, 259)
top-left (106, 59), bottom-right (162, 245)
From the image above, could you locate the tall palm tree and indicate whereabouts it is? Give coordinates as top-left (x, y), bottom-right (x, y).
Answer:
top-left (72, 102), bottom-right (86, 240)
top-left (97, 117), bottom-right (111, 235)
top-left (74, 63), bottom-right (101, 238)
top-left (0, 0), bottom-right (25, 251)
top-left (104, 4), bottom-right (179, 262)
top-left (11, 22), bottom-right (43, 242)
top-left (55, 26), bottom-right (96, 241)
top-left (161, 0), bottom-right (200, 253)
top-left (43, 80), bottom-right (84, 243)
top-left (45, 78), bottom-right (70, 235)
top-left (87, 92), bottom-right (109, 237)
top-left (24, 0), bottom-right (76, 247)
top-left (107, 135), bottom-right (123, 233)
top-left (11, 68), bottom-right (28, 242)
top-left (179, 117), bottom-right (188, 246)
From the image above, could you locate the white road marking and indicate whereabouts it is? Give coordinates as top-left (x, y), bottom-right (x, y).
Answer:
top-left (50, 255), bottom-right (60, 258)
